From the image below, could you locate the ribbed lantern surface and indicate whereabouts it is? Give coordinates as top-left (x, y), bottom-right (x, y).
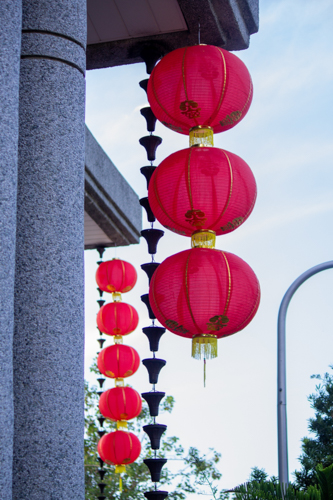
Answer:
top-left (96, 259), bottom-right (137, 293)
top-left (148, 147), bottom-right (256, 236)
top-left (99, 387), bottom-right (142, 421)
top-left (149, 248), bottom-right (260, 339)
top-left (97, 345), bottom-right (140, 379)
top-left (98, 431), bottom-right (141, 466)
top-left (97, 302), bottom-right (139, 336)
top-left (147, 45), bottom-right (253, 135)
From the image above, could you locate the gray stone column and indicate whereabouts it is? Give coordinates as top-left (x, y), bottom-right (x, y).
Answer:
top-left (0, 2), bottom-right (22, 499)
top-left (13, 2), bottom-right (86, 499)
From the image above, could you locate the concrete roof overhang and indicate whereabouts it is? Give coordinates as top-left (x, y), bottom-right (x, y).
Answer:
top-left (86, 0), bottom-right (259, 70)
top-left (84, 127), bottom-right (141, 250)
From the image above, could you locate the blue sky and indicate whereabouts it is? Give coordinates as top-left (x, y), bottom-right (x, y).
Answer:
top-left (84, 0), bottom-right (333, 491)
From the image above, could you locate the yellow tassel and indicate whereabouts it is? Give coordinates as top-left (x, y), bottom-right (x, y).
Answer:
top-left (191, 230), bottom-right (216, 249)
top-left (117, 420), bottom-right (128, 430)
top-left (189, 126), bottom-right (214, 147)
top-left (114, 335), bottom-right (123, 344)
top-left (192, 335), bottom-right (218, 360)
top-left (115, 465), bottom-right (125, 492)
top-left (112, 292), bottom-right (122, 302)
top-left (115, 378), bottom-right (124, 387)
top-left (115, 465), bottom-right (126, 474)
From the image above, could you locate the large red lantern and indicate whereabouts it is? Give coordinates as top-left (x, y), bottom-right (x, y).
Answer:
top-left (98, 431), bottom-right (141, 472)
top-left (149, 247), bottom-right (260, 358)
top-left (99, 387), bottom-right (142, 422)
top-left (147, 45), bottom-right (253, 138)
top-left (97, 302), bottom-right (139, 337)
top-left (148, 147), bottom-right (256, 237)
top-left (96, 259), bottom-right (137, 294)
top-left (97, 344), bottom-right (140, 379)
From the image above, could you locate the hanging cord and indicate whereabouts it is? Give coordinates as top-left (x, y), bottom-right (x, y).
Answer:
top-left (198, 23), bottom-right (201, 45)
top-left (204, 357), bottom-right (206, 387)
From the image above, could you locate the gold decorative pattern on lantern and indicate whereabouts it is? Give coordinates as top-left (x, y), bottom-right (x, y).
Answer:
top-left (219, 110), bottom-right (242, 127)
top-left (206, 315), bottom-right (229, 331)
top-left (191, 230), bottom-right (216, 249)
top-left (185, 209), bottom-right (207, 227)
top-left (165, 319), bottom-right (189, 334)
top-left (220, 217), bottom-right (244, 232)
top-left (161, 121), bottom-right (183, 133)
top-left (164, 225), bottom-right (187, 236)
top-left (180, 100), bottom-right (201, 118)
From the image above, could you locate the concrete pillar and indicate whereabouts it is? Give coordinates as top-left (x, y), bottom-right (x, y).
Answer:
top-left (13, 2), bottom-right (86, 499)
top-left (0, 2), bottom-right (22, 499)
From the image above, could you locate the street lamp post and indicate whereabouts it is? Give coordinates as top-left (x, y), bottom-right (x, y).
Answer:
top-left (277, 261), bottom-right (333, 487)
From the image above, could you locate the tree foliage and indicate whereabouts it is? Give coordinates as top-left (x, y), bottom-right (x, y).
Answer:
top-left (84, 375), bottom-right (225, 500)
top-left (232, 468), bottom-right (321, 500)
top-left (315, 464), bottom-right (333, 500)
top-left (294, 367), bottom-right (333, 489)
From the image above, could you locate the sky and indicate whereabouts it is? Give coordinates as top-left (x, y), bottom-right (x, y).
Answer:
top-left (84, 0), bottom-right (333, 492)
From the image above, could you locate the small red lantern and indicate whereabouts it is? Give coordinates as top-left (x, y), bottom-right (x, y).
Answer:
top-left (97, 302), bottom-right (139, 337)
top-left (99, 387), bottom-right (142, 422)
top-left (96, 259), bottom-right (137, 294)
top-left (148, 147), bottom-right (256, 237)
top-left (149, 247), bottom-right (260, 358)
top-left (97, 345), bottom-right (140, 379)
top-left (148, 45), bottom-right (253, 137)
top-left (98, 431), bottom-right (141, 472)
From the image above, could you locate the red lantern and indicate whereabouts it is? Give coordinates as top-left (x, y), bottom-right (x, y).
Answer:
top-left (147, 45), bottom-right (253, 137)
top-left (148, 147), bottom-right (256, 237)
top-left (99, 387), bottom-right (142, 422)
top-left (97, 344), bottom-right (140, 379)
top-left (98, 431), bottom-right (141, 471)
top-left (97, 302), bottom-right (139, 337)
top-left (96, 259), bottom-right (137, 294)
top-left (149, 248), bottom-right (260, 358)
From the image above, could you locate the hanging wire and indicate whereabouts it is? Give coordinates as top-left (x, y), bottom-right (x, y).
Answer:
top-left (198, 23), bottom-right (201, 45)
top-left (204, 357), bottom-right (206, 387)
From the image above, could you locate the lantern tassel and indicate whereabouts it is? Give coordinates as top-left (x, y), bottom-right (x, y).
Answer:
top-left (189, 126), bottom-right (214, 147)
top-left (191, 230), bottom-right (216, 249)
top-left (117, 420), bottom-right (128, 430)
top-left (115, 465), bottom-right (126, 492)
top-left (115, 465), bottom-right (126, 474)
top-left (192, 335), bottom-right (218, 360)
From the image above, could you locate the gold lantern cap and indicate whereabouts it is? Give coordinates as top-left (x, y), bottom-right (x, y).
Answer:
top-left (191, 230), bottom-right (216, 249)
top-left (189, 125), bottom-right (214, 147)
top-left (189, 126), bottom-right (214, 147)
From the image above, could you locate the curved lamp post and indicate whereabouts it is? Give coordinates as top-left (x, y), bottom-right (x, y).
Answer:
top-left (277, 260), bottom-right (333, 487)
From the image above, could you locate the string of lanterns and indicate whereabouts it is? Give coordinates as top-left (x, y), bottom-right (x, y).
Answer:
top-left (94, 246), bottom-right (108, 499)
top-left (92, 41), bottom-right (260, 497)
top-left (145, 44), bottom-right (260, 380)
top-left (95, 258), bottom-right (142, 492)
